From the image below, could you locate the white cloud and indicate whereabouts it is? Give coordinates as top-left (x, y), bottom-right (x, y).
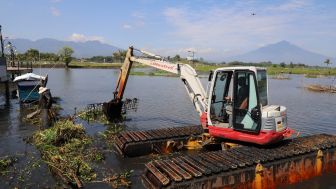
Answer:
top-left (68, 33), bottom-right (105, 43)
top-left (50, 7), bottom-right (60, 16)
top-left (267, 0), bottom-right (310, 11)
top-left (122, 24), bottom-right (132, 29)
top-left (51, 0), bottom-right (62, 3)
top-left (132, 12), bottom-right (145, 19)
top-left (122, 11), bottom-right (146, 30)
top-left (122, 21), bottom-right (144, 29)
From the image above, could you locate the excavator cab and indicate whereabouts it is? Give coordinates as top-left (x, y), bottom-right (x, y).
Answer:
top-left (207, 67), bottom-right (289, 144)
top-left (209, 68), bottom-right (262, 133)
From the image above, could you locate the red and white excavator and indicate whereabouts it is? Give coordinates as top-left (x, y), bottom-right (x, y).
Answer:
top-left (103, 46), bottom-right (294, 146)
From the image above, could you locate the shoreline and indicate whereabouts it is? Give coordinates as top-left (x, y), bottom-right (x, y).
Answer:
top-left (30, 61), bottom-right (336, 76)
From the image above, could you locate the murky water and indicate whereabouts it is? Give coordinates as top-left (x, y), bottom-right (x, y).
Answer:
top-left (1, 68), bottom-right (336, 188)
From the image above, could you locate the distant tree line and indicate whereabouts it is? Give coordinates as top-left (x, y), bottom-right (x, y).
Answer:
top-left (14, 48), bottom-right (129, 64)
top-left (16, 49), bottom-right (59, 62)
top-left (222, 61), bottom-right (308, 68)
top-left (11, 48), bottom-right (331, 69)
top-left (10, 46), bottom-right (75, 67)
top-left (166, 55), bottom-right (312, 68)
top-left (86, 50), bottom-right (127, 63)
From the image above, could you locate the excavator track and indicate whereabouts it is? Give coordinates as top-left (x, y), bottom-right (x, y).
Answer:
top-left (114, 125), bottom-right (203, 157)
top-left (141, 134), bottom-right (336, 189)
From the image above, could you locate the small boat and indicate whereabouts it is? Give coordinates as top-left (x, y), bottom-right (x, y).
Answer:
top-left (13, 73), bottom-right (48, 103)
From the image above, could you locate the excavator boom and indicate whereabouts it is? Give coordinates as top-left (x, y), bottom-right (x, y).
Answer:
top-left (103, 46), bottom-right (207, 120)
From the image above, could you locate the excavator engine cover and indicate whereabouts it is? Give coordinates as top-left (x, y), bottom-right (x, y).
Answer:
top-left (103, 100), bottom-right (123, 121)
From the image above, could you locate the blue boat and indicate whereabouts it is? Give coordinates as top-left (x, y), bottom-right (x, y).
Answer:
top-left (13, 73), bottom-right (47, 103)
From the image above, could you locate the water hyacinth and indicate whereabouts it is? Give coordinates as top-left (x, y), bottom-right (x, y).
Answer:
top-left (33, 120), bottom-right (95, 187)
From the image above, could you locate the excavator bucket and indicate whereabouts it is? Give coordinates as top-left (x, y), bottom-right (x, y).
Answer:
top-left (103, 100), bottom-right (123, 121)
top-left (103, 98), bottom-right (139, 121)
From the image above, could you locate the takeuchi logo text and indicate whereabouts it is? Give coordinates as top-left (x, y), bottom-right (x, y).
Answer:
top-left (150, 61), bottom-right (176, 70)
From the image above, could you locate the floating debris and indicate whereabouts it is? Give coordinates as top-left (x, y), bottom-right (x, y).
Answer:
top-left (102, 170), bottom-right (133, 188)
top-left (305, 84), bottom-right (336, 93)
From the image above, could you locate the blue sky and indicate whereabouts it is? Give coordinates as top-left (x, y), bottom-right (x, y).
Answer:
top-left (1, 0), bottom-right (335, 61)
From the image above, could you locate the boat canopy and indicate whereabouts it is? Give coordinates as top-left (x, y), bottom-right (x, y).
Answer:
top-left (13, 73), bottom-right (46, 82)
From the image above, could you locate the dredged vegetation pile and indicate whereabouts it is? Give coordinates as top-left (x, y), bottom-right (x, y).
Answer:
top-left (33, 120), bottom-right (97, 187)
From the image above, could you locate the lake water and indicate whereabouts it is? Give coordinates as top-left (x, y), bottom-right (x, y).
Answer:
top-left (0, 68), bottom-right (336, 188)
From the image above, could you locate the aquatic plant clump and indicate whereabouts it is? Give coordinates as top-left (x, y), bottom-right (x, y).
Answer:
top-left (77, 106), bottom-right (110, 124)
top-left (100, 123), bottom-right (126, 148)
top-left (0, 156), bottom-right (17, 175)
top-left (33, 120), bottom-right (96, 187)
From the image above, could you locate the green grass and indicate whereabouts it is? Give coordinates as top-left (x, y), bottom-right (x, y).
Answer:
top-left (130, 71), bottom-right (147, 76)
top-left (193, 64), bottom-right (336, 76)
top-left (69, 62), bottom-right (122, 68)
top-left (32, 61), bottom-right (147, 69)
top-left (266, 67), bottom-right (336, 76)
top-left (193, 64), bottom-right (220, 73)
top-left (32, 61), bottom-right (123, 68)
top-left (130, 70), bottom-right (176, 77)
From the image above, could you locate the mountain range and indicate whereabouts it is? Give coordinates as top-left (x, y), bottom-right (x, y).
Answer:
top-left (11, 38), bottom-right (120, 58)
top-left (227, 40), bottom-right (333, 66)
top-left (9, 38), bottom-right (334, 66)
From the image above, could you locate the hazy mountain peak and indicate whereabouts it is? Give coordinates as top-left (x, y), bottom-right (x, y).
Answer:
top-left (227, 40), bottom-right (329, 66)
top-left (10, 38), bottom-right (121, 58)
top-left (276, 40), bottom-right (291, 45)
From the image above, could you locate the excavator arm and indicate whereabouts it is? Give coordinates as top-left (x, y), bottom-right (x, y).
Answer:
top-left (103, 46), bottom-right (207, 121)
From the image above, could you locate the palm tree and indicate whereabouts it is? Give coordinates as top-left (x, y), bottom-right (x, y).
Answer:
top-left (324, 59), bottom-right (331, 67)
top-left (324, 59), bottom-right (332, 75)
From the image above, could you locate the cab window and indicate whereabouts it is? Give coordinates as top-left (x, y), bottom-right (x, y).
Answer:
top-left (257, 69), bottom-right (268, 106)
top-left (233, 71), bottom-right (261, 133)
top-left (210, 71), bottom-right (232, 123)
